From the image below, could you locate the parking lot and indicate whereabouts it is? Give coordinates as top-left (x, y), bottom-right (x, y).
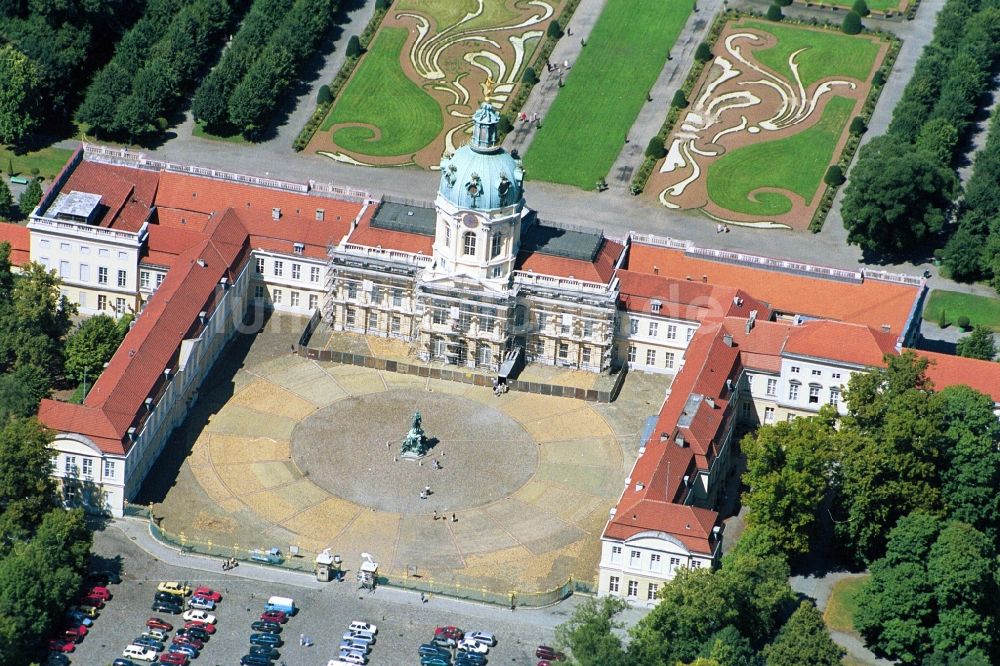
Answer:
top-left (62, 523), bottom-right (596, 666)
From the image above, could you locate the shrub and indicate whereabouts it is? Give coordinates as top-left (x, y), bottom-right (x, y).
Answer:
top-left (317, 84), bottom-right (332, 105)
top-left (695, 42), bottom-right (713, 62)
top-left (522, 67), bottom-right (537, 85)
top-left (498, 114), bottom-right (513, 135)
top-left (645, 137), bottom-right (667, 159)
top-left (29, 167), bottom-right (39, 176)
top-left (765, 4), bottom-right (783, 20)
top-left (546, 21), bottom-right (563, 39)
top-left (842, 11), bottom-right (862, 34)
top-left (154, 117), bottom-right (169, 131)
top-left (375, 0), bottom-right (391, 9)
top-left (957, 315), bottom-right (971, 330)
top-left (346, 35), bottom-right (361, 59)
top-left (850, 116), bottom-right (867, 135)
top-left (776, 0), bottom-right (793, 6)
top-left (852, 0), bottom-right (870, 15)
top-left (824, 165), bottom-right (846, 186)
top-left (938, 308), bottom-right (947, 328)
top-left (671, 89), bottom-right (688, 108)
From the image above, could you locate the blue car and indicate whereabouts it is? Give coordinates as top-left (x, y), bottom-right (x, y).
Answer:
top-left (249, 632), bottom-right (282, 647)
top-left (420, 644), bottom-right (451, 658)
top-left (167, 643), bottom-right (199, 658)
top-left (132, 635), bottom-right (164, 651)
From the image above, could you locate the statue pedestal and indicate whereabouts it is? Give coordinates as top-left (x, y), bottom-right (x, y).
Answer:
top-left (399, 450), bottom-right (426, 461)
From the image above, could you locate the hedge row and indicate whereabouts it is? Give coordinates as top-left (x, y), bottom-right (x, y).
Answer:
top-left (191, 0), bottom-right (294, 131)
top-left (76, 0), bottom-right (238, 140)
top-left (292, 0), bottom-right (393, 151)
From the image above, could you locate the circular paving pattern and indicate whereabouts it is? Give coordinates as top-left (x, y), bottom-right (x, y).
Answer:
top-left (291, 390), bottom-right (537, 513)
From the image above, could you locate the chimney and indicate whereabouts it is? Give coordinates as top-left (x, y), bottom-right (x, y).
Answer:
top-left (702, 275), bottom-right (708, 283)
top-left (164, 368), bottom-right (172, 381)
top-left (635, 482), bottom-right (645, 491)
top-left (723, 333), bottom-right (733, 347)
top-left (220, 276), bottom-right (229, 289)
top-left (316, 208), bottom-right (325, 221)
top-left (733, 296), bottom-right (742, 307)
top-left (675, 432), bottom-right (686, 448)
top-left (272, 207), bottom-right (281, 220)
top-left (653, 265), bottom-right (659, 275)
top-left (127, 427), bottom-right (137, 441)
top-left (196, 258), bottom-right (206, 268)
top-left (881, 324), bottom-right (891, 332)
top-left (705, 397), bottom-right (716, 409)
top-left (199, 311), bottom-right (207, 325)
top-left (144, 397), bottom-right (153, 412)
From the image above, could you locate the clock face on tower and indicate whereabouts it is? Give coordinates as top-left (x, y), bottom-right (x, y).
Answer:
top-left (462, 213), bottom-right (479, 229)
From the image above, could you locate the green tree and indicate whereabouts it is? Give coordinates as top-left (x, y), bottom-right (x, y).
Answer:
top-left (849, 116), bottom-right (867, 135)
top-left (695, 42), bottom-right (713, 63)
top-left (841, 135), bottom-right (957, 256)
top-left (64, 314), bottom-right (127, 383)
top-left (840, 12), bottom-right (862, 35)
top-left (763, 601), bottom-right (844, 666)
top-left (317, 84), bottom-right (333, 105)
top-left (852, 0), bottom-right (870, 15)
top-left (0, 44), bottom-right (40, 144)
top-left (916, 117), bottom-right (959, 165)
top-left (701, 626), bottom-right (762, 666)
top-left (941, 227), bottom-right (986, 282)
top-left (741, 412), bottom-right (836, 557)
top-left (345, 35), bottom-right (361, 59)
top-left (934, 385), bottom-right (1000, 545)
top-left (646, 137), bottom-right (667, 159)
top-left (0, 363), bottom-right (50, 422)
top-left (672, 90), bottom-right (688, 108)
top-left (554, 596), bottom-right (628, 666)
top-left (0, 418), bottom-right (56, 544)
top-left (955, 326), bottom-right (996, 360)
top-left (522, 67), bottom-right (538, 85)
top-left (0, 178), bottom-right (12, 219)
top-left (765, 4), bottom-right (783, 21)
top-left (17, 178), bottom-right (41, 217)
top-left (823, 165), bottom-right (845, 186)
top-left (547, 20), bottom-right (563, 39)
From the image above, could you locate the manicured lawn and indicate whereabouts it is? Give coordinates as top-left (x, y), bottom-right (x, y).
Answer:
top-left (192, 122), bottom-right (249, 145)
top-left (395, 0), bottom-right (524, 33)
top-left (706, 95), bottom-right (855, 216)
top-left (523, 0), bottom-right (690, 189)
top-left (824, 575), bottom-right (867, 635)
top-left (320, 27), bottom-right (442, 158)
top-left (823, 0), bottom-right (905, 11)
top-left (740, 20), bottom-right (881, 88)
top-left (923, 289), bottom-right (1000, 331)
top-left (0, 145), bottom-right (74, 181)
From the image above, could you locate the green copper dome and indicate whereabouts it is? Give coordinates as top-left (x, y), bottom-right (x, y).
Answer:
top-left (438, 103), bottom-right (524, 211)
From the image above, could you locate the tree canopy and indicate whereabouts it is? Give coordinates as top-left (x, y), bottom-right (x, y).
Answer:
top-left (64, 313), bottom-right (131, 384)
top-left (955, 326), bottom-right (996, 360)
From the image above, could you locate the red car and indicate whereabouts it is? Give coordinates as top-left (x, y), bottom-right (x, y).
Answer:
top-left (173, 635), bottom-right (204, 650)
top-left (62, 625), bottom-right (87, 641)
top-left (184, 620), bottom-right (216, 634)
top-left (192, 586), bottom-right (222, 602)
top-left (536, 646), bottom-right (566, 661)
top-left (159, 652), bottom-right (190, 666)
top-left (78, 594), bottom-right (105, 608)
top-left (47, 637), bottom-right (75, 653)
top-left (86, 586), bottom-right (112, 601)
top-left (147, 617), bottom-right (174, 631)
top-left (260, 610), bottom-right (287, 624)
top-left (436, 626), bottom-right (465, 641)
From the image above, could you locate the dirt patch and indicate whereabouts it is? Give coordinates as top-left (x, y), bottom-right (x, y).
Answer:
top-left (307, 1), bottom-right (565, 167)
top-left (646, 20), bottom-right (887, 230)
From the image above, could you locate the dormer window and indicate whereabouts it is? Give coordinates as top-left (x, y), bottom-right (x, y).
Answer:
top-left (293, 243), bottom-right (304, 255)
top-left (651, 300), bottom-right (661, 313)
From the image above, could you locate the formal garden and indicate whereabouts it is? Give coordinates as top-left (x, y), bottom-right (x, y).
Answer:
top-left (521, 0), bottom-right (691, 189)
top-left (305, 0), bottom-right (568, 167)
top-left (647, 17), bottom-right (888, 229)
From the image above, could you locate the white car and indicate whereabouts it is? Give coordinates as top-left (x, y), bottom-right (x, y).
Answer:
top-left (348, 620), bottom-right (377, 634)
top-left (338, 650), bottom-right (368, 664)
top-left (344, 630), bottom-right (375, 644)
top-left (181, 609), bottom-right (216, 624)
top-left (466, 631), bottom-right (497, 647)
top-left (187, 596), bottom-right (215, 610)
top-left (458, 638), bottom-right (490, 654)
top-left (122, 644), bottom-right (159, 662)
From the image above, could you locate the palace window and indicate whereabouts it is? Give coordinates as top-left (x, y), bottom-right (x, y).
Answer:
top-left (64, 455), bottom-right (77, 474)
top-left (391, 316), bottom-right (401, 334)
top-left (669, 557), bottom-right (681, 571)
top-left (686, 328), bottom-right (694, 342)
top-left (611, 546), bottom-right (622, 564)
top-left (156, 273), bottom-right (165, 287)
top-left (117, 269), bottom-right (127, 288)
top-left (808, 384), bottom-right (821, 404)
top-left (81, 458), bottom-right (93, 478)
top-left (583, 320), bottom-right (594, 338)
top-left (691, 560), bottom-right (702, 569)
top-left (829, 386), bottom-right (840, 407)
top-left (608, 576), bottom-right (619, 593)
top-left (273, 260), bottom-right (283, 277)
top-left (649, 553), bottom-right (662, 572)
top-left (627, 346), bottom-right (636, 363)
top-left (764, 407), bottom-right (775, 424)
top-left (309, 294), bottom-right (318, 310)
top-left (463, 232), bottom-right (476, 256)
top-left (292, 264), bottom-right (301, 280)
top-left (103, 460), bottom-right (116, 479)
top-left (345, 308), bottom-right (356, 326)
top-left (630, 549), bottom-right (641, 567)
top-left (140, 271), bottom-right (150, 289)
top-left (290, 291), bottom-right (300, 307)
top-left (647, 583), bottom-right (659, 600)
top-left (766, 378), bottom-right (777, 396)
top-left (98, 266), bottom-right (108, 285)
top-left (582, 347), bottom-right (591, 365)
top-left (80, 264), bottom-right (90, 281)
top-left (368, 311), bottom-right (378, 330)
top-left (648, 322), bottom-right (658, 337)
top-left (664, 352), bottom-right (675, 369)
top-left (791, 365), bottom-right (800, 373)
top-left (115, 298), bottom-right (126, 316)
top-left (558, 343), bottom-right (569, 361)
top-left (347, 283), bottom-right (358, 300)
top-left (629, 319), bottom-right (638, 335)
top-left (788, 382), bottom-right (800, 401)
top-left (392, 289), bottom-right (403, 307)
top-left (667, 324), bottom-right (677, 339)
top-left (310, 266), bottom-right (321, 283)
top-left (97, 295), bottom-right (107, 311)
top-left (254, 285), bottom-right (264, 299)
top-left (651, 301), bottom-right (661, 313)
top-left (256, 258), bottom-right (264, 274)
top-left (273, 289), bottom-right (282, 304)
top-left (627, 580), bottom-right (638, 597)
top-left (491, 233), bottom-right (502, 258)
top-left (646, 349), bottom-right (656, 365)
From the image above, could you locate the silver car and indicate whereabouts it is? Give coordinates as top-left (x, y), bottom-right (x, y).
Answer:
top-left (338, 639), bottom-right (370, 654)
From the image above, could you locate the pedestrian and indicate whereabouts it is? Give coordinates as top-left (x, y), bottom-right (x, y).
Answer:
top-left (420, 489), bottom-right (427, 500)
top-left (425, 485), bottom-right (431, 495)
top-left (420, 592), bottom-right (426, 603)
top-left (531, 112), bottom-right (538, 123)
top-left (563, 59), bottom-right (569, 69)
top-left (724, 224), bottom-right (731, 233)
top-left (716, 223), bottom-right (724, 234)
top-left (433, 510), bottom-right (438, 520)
top-left (299, 633), bottom-right (305, 646)
top-left (451, 513), bottom-right (457, 522)
top-left (566, 26), bottom-right (572, 36)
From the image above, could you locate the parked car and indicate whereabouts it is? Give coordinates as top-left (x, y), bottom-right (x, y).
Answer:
top-left (339, 639), bottom-right (370, 654)
top-left (419, 643), bottom-right (451, 658)
top-left (186, 595), bottom-right (215, 610)
top-left (158, 652), bottom-right (190, 666)
top-left (167, 643), bottom-right (199, 658)
top-left (65, 610), bottom-right (93, 626)
top-left (466, 631), bottom-right (497, 647)
top-left (181, 609), bottom-right (216, 624)
top-left (239, 655), bottom-right (272, 666)
top-left (458, 638), bottom-right (489, 654)
top-left (122, 644), bottom-right (159, 662)
top-left (46, 654), bottom-right (71, 666)
top-left (192, 586), bottom-right (222, 602)
top-left (111, 658), bottom-right (135, 666)
top-left (350, 629), bottom-right (376, 643)
top-left (252, 620), bottom-right (282, 633)
top-left (62, 624), bottom-right (88, 640)
top-left (338, 651), bottom-right (368, 665)
top-left (435, 626), bottom-right (464, 641)
top-left (47, 638), bottom-right (75, 653)
top-left (349, 620), bottom-right (377, 634)
top-left (146, 617), bottom-right (174, 631)
top-left (86, 570), bottom-right (121, 586)
top-left (142, 627), bottom-right (168, 641)
top-left (249, 644), bottom-right (279, 658)
top-left (132, 635), bottom-right (164, 651)
top-left (155, 591), bottom-right (180, 604)
top-left (74, 604), bottom-right (100, 618)
top-left (157, 582), bottom-right (191, 596)
top-left (184, 619), bottom-right (216, 634)
top-left (432, 636), bottom-right (457, 649)
top-left (536, 645), bottom-right (566, 660)
top-left (78, 594), bottom-right (105, 608)
top-left (177, 625), bottom-right (210, 642)
top-left (172, 634), bottom-right (204, 650)
top-left (250, 632), bottom-right (282, 647)
top-left (260, 609), bottom-right (287, 624)
top-left (152, 600), bottom-right (183, 614)
top-left (457, 654), bottom-right (487, 666)
top-left (420, 657), bottom-right (449, 666)
top-left (86, 585), bottom-right (112, 601)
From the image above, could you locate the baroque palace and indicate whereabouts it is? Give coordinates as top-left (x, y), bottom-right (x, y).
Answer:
top-left (1, 105), bottom-right (998, 605)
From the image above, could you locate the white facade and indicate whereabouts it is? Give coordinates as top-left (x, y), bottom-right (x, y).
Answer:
top-left (597, 533), bottom-right (716, 605)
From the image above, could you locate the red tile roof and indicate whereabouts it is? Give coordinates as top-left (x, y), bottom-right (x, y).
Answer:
top-left (39, 221), bottom-right (251, 455)
top-left (916, 350), bottom-right (1000, 404)
top-left (515, 240), bottom-right (623, 283)
top-left (783, 320), bottom-right (898, 367)
top-left (626, 243), bottom-right (920, 333)
top-left (60, 161), bottom-right (159, 231)
top-left (142, 224), bottom-right (206, 267)
top-left (0, 223), bottom-right (30, 265)
top-left (617, 270), bottom-right (772, 322)
top-left (721, 317), bottom-right (791, 373)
